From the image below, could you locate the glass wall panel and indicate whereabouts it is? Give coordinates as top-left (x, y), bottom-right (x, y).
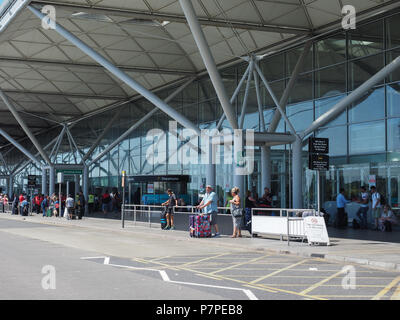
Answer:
top-left (316, 125), bottom-right (347, 156)
top-left (315, 94), bottom-right (346, 127)
top-left (348, 20), bottom-right (383, 59)
top-left (286, 45), bottom-right (313, 76)
top-left (315, 63), bottom-right (346, 98)
top-left (388, 118), bottom-right (400, 152)
top-left (288, 72), bottom-right (313, 104)
top-left (386, 48), bottom-right (400, 83)
top-left (387, 12), bottom-right (400, 49)
top-left (315, 33), bottom-right (346, 69)
top-left (349, 121), bottom-right (385, 154)
top-left (388, 83), bottom-right (400, 117)
top-left (260, 54), bottom-right (285, 82)
top-left (286, 100), bottom-right (313, 133)
top-left (349, 53), bottom-right (384, 90)
top-left (349, 86), bottom-right (385, 123)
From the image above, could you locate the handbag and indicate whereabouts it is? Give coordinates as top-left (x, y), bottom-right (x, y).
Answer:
top-left (232, 207), bottom-right (243, 218)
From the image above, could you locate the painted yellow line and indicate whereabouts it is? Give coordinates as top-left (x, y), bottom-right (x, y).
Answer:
top-left (262, 284), bottom-right (387, 288)
top-left (179, 253), bottom-right (232, 267)
top-left (196, 274), bottom-right (223, 281)
top-left (300, 270), bottom-right (345, 295)
top-left (250, 259), bottom-right (310, 285)
top-left (390, 285), bottom-right (400, 300)
top-left (136, 256), bottom-right (327, 299)
top-left (314, 295), bottom-right (375, 298)
top-left (209, 254), bottom-right (273, 275)
top-left (372, 276), bottom-right (400, 300)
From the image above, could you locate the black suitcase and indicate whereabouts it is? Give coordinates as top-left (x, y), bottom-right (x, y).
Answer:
top-left (160, 207), bottom-right (167, 229)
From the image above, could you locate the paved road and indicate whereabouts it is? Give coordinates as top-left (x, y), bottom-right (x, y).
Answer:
top-left (0, 218), bottom-right (399, 300)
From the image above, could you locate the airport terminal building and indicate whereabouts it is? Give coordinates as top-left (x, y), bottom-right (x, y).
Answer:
top-left (0, 0), bottom-right (400, 212)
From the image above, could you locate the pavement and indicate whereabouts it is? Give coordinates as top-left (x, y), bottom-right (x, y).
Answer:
top-left (1, 211), bottom-right (400, 272)
top-left (1, 212), bottom-right (400, 300)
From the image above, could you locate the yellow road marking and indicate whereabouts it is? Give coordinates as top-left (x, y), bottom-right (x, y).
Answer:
top-left (250, 259), bottom-right (309, 284)
top-left (390, 285), bottom-right (400, 300)
top-left (209, 254), bottom-right (273, 275)
top-left (179, 253), bottom-right (232, 267)
top-left (314, 295), bottom-right (375, 298)
top-left (300, 270), bottom-right (345, 295)
top-left (372, 276), bottom-right (400, 300)
top-left (196, 274), bottom-right (223, 281)
top-left (136, 256), bottom-right (326, 300)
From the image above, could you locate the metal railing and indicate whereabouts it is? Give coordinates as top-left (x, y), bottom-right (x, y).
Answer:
top-left (251, 207), bottom-right (318, 245)
top-left (121, 204), bottom-right (233, 228)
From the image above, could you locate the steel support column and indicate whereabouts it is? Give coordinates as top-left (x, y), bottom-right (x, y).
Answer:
top-left (83, 165), bottom-right (89, 215)
top-left (49, 165), bottom-right (55, 196)
top-left (179, 0), bottom-right (238, 130)
top-left (261, 145), bottom-right (272, 191)
top-left (206, 142), bottom-right (216, 190)
top-left (292, 136), bottom-right (303, 209)
top-left (28, 5), bottom-right (200, 136)
top-left (42, 167), bottom-right (47, 195)
top-left (8, 175), bottom-right (13, 197)
top-left (233, 131), bottom-right (245, 207)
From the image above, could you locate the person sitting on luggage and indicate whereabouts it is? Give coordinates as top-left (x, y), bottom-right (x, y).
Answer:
top-left (197, 185), bottom-right (220, 237)
top-left (378, 204), bottom-right (396, 232)
top-left (161, 189), bottom-right (177, 230)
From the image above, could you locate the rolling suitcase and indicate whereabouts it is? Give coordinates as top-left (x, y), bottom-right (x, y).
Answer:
top-left (244, 208), bottom-right (252, 233)
top-left (189, 214), bottom-right (211, 238)
top-left (160, 207), bottom-right (167, 229)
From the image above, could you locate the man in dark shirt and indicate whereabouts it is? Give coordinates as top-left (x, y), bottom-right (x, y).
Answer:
top-left (161, 189), bottom-right (177, 230)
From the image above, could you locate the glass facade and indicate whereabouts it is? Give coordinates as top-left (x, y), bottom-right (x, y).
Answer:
top-left (9, 10), bottom-right (400, 209)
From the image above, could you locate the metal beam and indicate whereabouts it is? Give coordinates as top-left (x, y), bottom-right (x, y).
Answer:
top-left (81, 108), bottom-right (123, 163)
top-left (0, 128), bottom-right (42, 167)
top-left (269, 41), bottom-right (312, 133)
top-left (0, 88), bottom-right (52, 164)
top-left (254, 63), bottom-right (298, 136)
top-left (302, 55), bottom-right (400, 139)
top-left (31, 1), bottom-right (310, 35)
top-left (216, 62), bottom-right (252, 130)
top-left (0, 56), bottom-right (195, 76)
top-left (254, 67), bottom-right (265, 132)
top-left (29, 5), bottom-right (201, 136)
top-left (179, 0), bottom-right (238, 130)
top-left (88, 77), bottom-right (196, 166)
top-left (239, 59), bottom-right (254, 129)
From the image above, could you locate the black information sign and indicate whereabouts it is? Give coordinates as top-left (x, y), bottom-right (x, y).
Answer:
top-left (27, 175), bottom-right (37, 188)
top-left (309, 137), bottom-right (329, 154)
top-left (309, 154), bottom-right (330, 171)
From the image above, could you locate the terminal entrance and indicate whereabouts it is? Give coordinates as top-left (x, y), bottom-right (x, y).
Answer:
top-left (127, 175), bottom-right (191, 205)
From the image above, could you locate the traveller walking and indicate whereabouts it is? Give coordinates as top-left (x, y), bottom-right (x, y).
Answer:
top-left (77, 191), bottom-right (85, 219)
top-left (371, 186), bottom-right (382, 230)
top-left (336, 188), bottom-right (350, 228)
top-left (229, 187), bottom-right (243, 238)
top-left (161, 189), bottom-right (177, 230)
top-left (356, 186), bottom-right (369, 229)
top-left (65, 194), bottom-right (75, 220)
top-left (197, 185), bottom-right (220, 237)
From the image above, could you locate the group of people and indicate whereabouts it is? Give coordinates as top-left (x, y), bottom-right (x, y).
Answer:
top-left (336, 185), bottom-right (397, 231)
top-left (161, 185), bottom-right (254, 238)
top-left (100, 190), bottom-right (121, 214)
top-left (2, 192), bottom-right (86, 219)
